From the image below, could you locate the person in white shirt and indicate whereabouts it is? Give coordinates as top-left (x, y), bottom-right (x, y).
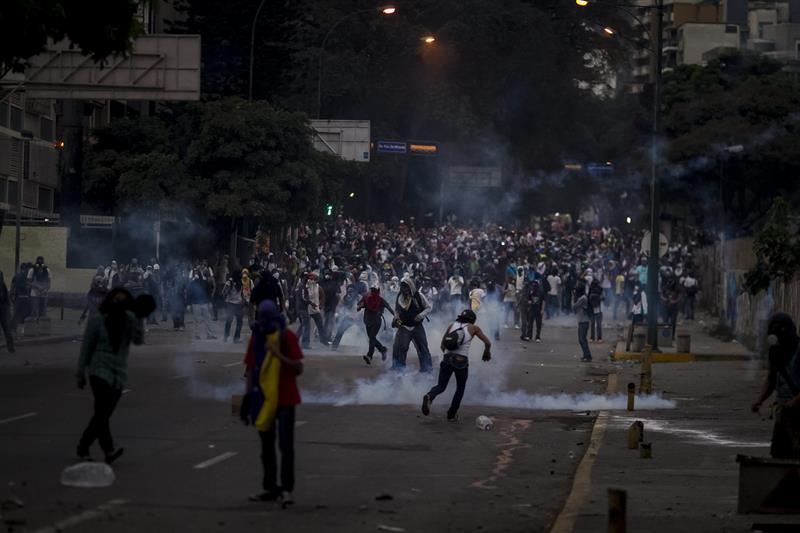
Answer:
top-left (468, 279), bottom-right (486, 313)
top-left (448, 270), bottom-right (465, 312)
top-left (546, 269), bottom-right (561, 319)
top-left (682, 273), bottom-right (698, 320)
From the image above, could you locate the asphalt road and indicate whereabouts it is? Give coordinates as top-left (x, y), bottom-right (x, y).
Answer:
top-left (0, 314), bottom-right (613, 533)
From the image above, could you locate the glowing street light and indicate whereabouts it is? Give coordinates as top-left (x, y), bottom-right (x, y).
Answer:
top-left (626, 216), bottom-right (632, 224)
top-left (422, 35), bottom-right (436, 44)
top-left (603, 26), bottom-right (615, 35)
top-left (349, 192), bottom-right (356, 198)
top-left (381, 6), bottom-right (397, 15)
top-left (575, 0), bottom-right (589, 6)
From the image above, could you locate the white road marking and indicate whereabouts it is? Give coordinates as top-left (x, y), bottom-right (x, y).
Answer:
top-left (31, 498), bottom-right (130, 533)
top-left (193, 451), bottom-right (238, 469)
top-left (0, 412), bottom-right (38, 425)
top-left (296, 421), bottom-right (308, 427)
top-left (222, 362), bottom-right (241, 368)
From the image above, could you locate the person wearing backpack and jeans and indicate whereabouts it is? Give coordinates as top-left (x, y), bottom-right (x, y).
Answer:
top-left (421, 309), bottom-right (492, 421)
top-left (391, 279), bottom-right (433, 372)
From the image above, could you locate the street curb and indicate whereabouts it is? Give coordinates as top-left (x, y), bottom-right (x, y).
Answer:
top-left (1, 334), bottom-right (82, 350)
top-left (611, 351), bottom-right (753, 363)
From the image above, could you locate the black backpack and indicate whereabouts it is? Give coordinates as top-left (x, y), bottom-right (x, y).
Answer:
top-left (443, 324), bottom-right (467, 351)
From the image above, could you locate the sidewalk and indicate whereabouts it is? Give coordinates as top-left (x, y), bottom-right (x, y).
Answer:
top-left (0, 306), bottom-right (86, 350)
top-left (611, 312), bottom-right (755, 362)
top-left (569, 348), bottom-right (800, 531)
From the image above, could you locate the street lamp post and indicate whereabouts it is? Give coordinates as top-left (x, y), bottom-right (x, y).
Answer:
top-left (248, 0), bottom-right (268, 103)
top-left (316, 6), bottom-right (396, 119)
top-left (577, 0), bottom-right (664, 348)
top-left (645, 0), bottom-right (664, 350)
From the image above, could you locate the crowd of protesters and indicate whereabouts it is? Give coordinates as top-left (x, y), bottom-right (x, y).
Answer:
top-left (0, 218), bottom-right (704, 359)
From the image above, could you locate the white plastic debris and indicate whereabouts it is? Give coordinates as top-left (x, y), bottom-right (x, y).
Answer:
top-left (60, 462), bottom-right (115, 488)
top-left (476, 415), bottom-right (493, 431)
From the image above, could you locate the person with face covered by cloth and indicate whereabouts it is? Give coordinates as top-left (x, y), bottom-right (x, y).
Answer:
top-left (421, 309), bottom-right (492, 421)
top-left (251, 269), bottom-right (284, 313)
top-left (242, 300), bottom-right (304, 505)
top-left (391, 279), bottom-right (433, 372)
top-left (752, 313), bottom-right (800, 459)
top-left (27, 256), bottom-right (51, 320)
top-left (357, 286), bottom-right (394, 364)
top-left (75, 288), bottom-right (150, 463)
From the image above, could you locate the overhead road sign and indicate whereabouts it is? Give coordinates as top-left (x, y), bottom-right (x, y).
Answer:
top-left (448, 166), bottom-right (502, 188)
top-left (311, 120), bottom-right (370, 162)
top-left (408, 142), bottom-right (439, 156)
top-left (587, 162), bottom-right (615, 174)
top-left (375, 141), bottom-right (407, 154)
top-left (3, 35), bottom-right (201, 101)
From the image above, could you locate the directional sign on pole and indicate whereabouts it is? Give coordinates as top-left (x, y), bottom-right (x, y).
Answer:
top-left (375, 141), bottom-right (407, 154)
top-left (641, 231), bottom-right (669, 257)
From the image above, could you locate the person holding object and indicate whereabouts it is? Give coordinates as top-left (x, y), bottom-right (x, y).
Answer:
top-left (572, 281), bottom-right (592, 362)
top-left (421, 309), bottom-right (492, 421)
top-left (243, 299), bottom-right (304, 505)
top-left (752, 313), bottom-right (800, 459)
top-left (75, 289), bottom-right (150, 463)
top-left (391, 279), bottom-right (433, 372)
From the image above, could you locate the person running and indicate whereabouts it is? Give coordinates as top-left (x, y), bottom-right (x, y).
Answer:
top-left (572, 281), bottom-right (592, 362)
top-left (421, 309), bottom-right (492, 421)
top-left (75, 288), bottom-right (146, 463)
top-left (243, 300), bottom-right (304, 505)
top-left (357, 286), bottom-right (393, 365)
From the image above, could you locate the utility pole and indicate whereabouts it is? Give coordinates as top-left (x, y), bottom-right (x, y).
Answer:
top-left (646, 0), bottom-right (664, 349)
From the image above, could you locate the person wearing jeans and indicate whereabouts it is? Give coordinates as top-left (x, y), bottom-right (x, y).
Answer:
top-left (76, 288), bottom-right (145, 463)
top-left (391, 280), bottom-right (433, 372)
top-left (244, 300), bottom-right (304, 505)
top-left (358, 286), bottom-right (394, 364)
top-left (422, 309), bottom-right (492, 421)
top-left (572, 282), bottom-right (592, 362)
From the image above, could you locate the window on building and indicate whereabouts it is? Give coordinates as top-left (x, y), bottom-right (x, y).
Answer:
top-left (725, 25), bottom-right (738, 34)
top-left (7, 180), bottom-right (18, 206)
top-left (0, 103), bottom-right (8, 128)
top-left (40, 117), bottom-right (54, 142)
top-left (0, 178), bottom-right (7, 203)
top-left (9, 106), bottom-right (22, 131)
top-left (38, 186), bottom-right (54, 213)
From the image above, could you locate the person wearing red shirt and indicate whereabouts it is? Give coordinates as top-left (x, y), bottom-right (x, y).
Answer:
top-left (243, 300), bottom-right (303, 505)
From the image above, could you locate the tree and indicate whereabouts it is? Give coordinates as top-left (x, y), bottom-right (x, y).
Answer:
top-left (744, 197), bottom-right (800, 295)
top-left (0, 0), bottom-right (143, 75)
top-left (662, 51), bottom-right (800, 231)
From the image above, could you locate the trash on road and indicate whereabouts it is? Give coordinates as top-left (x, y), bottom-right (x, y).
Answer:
top-left (60, 462), bottom-right (115, 488)
top-left (476, 415), bottom-right (493, 430)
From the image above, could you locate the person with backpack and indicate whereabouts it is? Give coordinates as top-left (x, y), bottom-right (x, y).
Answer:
top-left (572, 281), bottom-right (592, 362)
top-left (421, 309), bottom-right (492, 421)
top-left (391, 279), bottom-right (433, 372)
top-left (27, 256), bottom-right (51, 320)
top-left (357, 286), bottom-right (394, 365)
top-left (588, 279), bottom-right (604, 343)
top-left (751, 313), bottom-right (800, 459)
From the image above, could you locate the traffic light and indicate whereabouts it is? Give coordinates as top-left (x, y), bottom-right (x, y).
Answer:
top-left (325, 204), bottom-right (333, 216)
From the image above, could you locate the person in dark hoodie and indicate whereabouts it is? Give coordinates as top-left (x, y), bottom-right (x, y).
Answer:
top-left (391, 279), bottom-right (433, 372)
top-left (752, 313), bottom-right (800, 459)
top-left (251, 269), bottom-right (285, 312)
top-left (358, 286), bottom-right (394, 365)
top-left (0, 270), bottom-right (15, 353)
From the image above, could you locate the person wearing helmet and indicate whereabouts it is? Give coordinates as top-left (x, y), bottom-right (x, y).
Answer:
top-left (421, 309), bottom-right (492, 421)
top-left (752, 313), bottom-right (800, 458)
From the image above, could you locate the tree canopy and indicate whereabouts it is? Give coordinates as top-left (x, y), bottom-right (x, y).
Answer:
top-left (0, 0), bottom-right (143, 75)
